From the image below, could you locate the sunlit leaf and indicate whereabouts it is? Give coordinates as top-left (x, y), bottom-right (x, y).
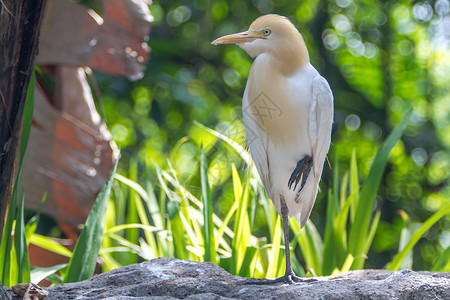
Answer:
top-left (64, 159), bottom-right (118, 283)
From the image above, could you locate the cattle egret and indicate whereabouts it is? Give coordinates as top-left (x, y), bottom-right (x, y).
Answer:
top-left (212, 14), bottom-right (333, 284)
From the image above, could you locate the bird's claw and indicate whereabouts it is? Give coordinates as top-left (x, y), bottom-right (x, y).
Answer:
top-left (290, 274), bottom-right (317, 283)
top-left (288, 155), bottom-right (313, 191)
top-left (245, 272), bottom-right (317, 285)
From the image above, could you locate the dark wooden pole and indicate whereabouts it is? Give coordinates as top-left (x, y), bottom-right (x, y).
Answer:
top-left (0, 0), bottom-right (47, 237)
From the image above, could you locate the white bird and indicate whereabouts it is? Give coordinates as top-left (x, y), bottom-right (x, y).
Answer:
top-left (212, 14), bottom-right (333, 283)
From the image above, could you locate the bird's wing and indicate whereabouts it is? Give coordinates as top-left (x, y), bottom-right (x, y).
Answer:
top-left (296, 75), bottom-right (332, 226)
top-left (308, 75), bottom-right (334, 179)
top-left (242, 89), bottom-right (272, 194)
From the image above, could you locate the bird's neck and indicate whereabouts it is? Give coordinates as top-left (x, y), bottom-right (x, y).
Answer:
top-left (270, 38), bottom-right (310, 76)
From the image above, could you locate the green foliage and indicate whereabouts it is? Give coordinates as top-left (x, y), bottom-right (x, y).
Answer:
top-left (200, 146), bottom-right (216, 263)
top-left (432, 246), bottom-right (450, 272)
top-left (349, 108), bottom-right (412, 269)
top-left (64, 159), bottom-right (118, 283)
top-left (4, 123), bottom-right (446, 285)
top-left (13, 191), bottom-right (31, 284)
top-left (98, 0), bottom-right (449, 272)
top-left (3, 0), bottom-right (449, 288)
top-left (386, 203), bottom-right (450, 271)
top-left (63, 120), bottom-right (440, 281)
top-left (0, 71), bottom-right (34, 286)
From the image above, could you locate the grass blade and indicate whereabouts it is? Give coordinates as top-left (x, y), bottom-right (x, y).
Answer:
top-left (396, 211), bottom-right (415, 269)
top-left (0, 70), bottom-right (35, 286)
top-left (386, 203), bottom-right (450, 271)
top-left (160, 169), bottom-right (234, 240)
top-left (64, 158), bottom-right (118, 283)
top-left (0, 182), bottom-right (18, 286)
top-left (200, 146), bottom-right (215, 263)
top-left (170, 205), bottom-right (188, 260)
top-left (238, 246), bottom-right (258, 277)
top-left (291, 219), bottom-right (323, 276)
top-left (322, 189), bottom-right (337, 275)
top-left (266, 216), bottom-right (282, 278)
top-left (349, 150), bottom-right (359, 222)
top-left (194, 121), bottom-right (251, 165)
top-left (13, 189), bottom-right (30, 284)
top-left (339, 253), bottom-right (354, 274)
top-left (31, 264), bottom-right (67, 284)
top-left (431, 246), bottom-right (450, 272)
top-left (349, 109), bottom-right (411, 269)
top-left (105, 224), bottom-right (158, 234)
top-left (29, 234), bottom-right (72, 258)
top-left (126, 160), bottom-right (139, 265)
top-left (231, 168), bottom-right (251, 275)
top-left (20, 69), bottom-right (35, 163)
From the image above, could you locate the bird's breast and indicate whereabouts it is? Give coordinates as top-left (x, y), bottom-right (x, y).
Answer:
top-left (244, 57), bottom-right (315, 149)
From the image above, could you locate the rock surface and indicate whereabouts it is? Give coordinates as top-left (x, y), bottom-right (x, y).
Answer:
top-left (5, 257), bottom-right (450, 299)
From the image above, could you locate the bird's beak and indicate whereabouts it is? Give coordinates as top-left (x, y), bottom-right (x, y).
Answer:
top-left (211, 31), bottom-right (262, 45)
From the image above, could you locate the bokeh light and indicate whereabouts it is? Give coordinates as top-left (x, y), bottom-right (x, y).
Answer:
top-left (345, 114), bottom-right (361, 131)
top-left (166, 5), bottom-right (191, 27)
top-left (413, 2), bottom-right (433, 22)
top-left (412, 148), bottom-right (428, 165)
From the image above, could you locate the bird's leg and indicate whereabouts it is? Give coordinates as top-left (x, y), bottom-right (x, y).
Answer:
top-left (288, 155), bottom-right (313, 191)
top-left (245, 196), bottom-right (316, 285)
top-left (280, 195), bottom-right (295, 282)
top-left (279, 196), bottom-right (316, 283)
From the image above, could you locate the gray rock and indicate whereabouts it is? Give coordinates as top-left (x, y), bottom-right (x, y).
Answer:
top-left (5, 257), bottom-right (450, 299)
top-left (1, 282), bottom-right (11, 300)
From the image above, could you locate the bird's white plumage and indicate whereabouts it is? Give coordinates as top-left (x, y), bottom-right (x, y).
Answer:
top-left (243, 56), bottom-right (333, 226)
top-left (212, 14), bottom-right (334, 281)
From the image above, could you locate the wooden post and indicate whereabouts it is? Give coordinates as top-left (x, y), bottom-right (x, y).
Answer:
top-left (0, 0), bottom-right (47, 237)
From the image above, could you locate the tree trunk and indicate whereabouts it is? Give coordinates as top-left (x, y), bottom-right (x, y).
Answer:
top-left (0, 0), bottom-right (47, 237)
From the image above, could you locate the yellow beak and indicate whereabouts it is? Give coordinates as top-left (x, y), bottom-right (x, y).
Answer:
top-left (211, 31), bottom-right (262, 45)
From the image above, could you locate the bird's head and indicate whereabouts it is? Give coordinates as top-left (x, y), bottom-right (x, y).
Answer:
top-left (212, 14), bottom-right (309, 70)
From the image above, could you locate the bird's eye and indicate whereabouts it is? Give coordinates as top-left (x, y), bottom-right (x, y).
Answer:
top-left (263, 29), bottom-right (271, 36)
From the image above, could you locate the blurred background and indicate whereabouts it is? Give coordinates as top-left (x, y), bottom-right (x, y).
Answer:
top-left (19, 0), bottom-right (449, 277)
top-left (94, 0), bottom-right (449, 270)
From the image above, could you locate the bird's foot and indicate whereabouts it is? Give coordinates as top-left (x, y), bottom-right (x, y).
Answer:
top-left (245, 271), bottom-right (317, 285)
top-left (288, 155), bottom-right (313, 191)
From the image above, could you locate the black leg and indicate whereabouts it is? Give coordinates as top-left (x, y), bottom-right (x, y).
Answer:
top-left (288, 155), bottom-right (313, 192)
top-left (245, 196), bottom-right (317, 285)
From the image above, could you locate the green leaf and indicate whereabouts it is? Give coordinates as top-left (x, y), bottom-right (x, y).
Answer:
top-left (386, 203), bottom-right (450, 271)
top-left (170, 205), bottom-right (188, 260)
top-left (64, 158), bottom-right (119, 283)
top-left (20, 70), bottom-right (35, 163)
top-left (13, 190), bottom-right (30, 283)
top-left (29, 234), bottom-right (72, 258)
top-left (200, 146), bottom-right (215, 263)
top-left (431, 246), bottom-right (450, 272)
top-left (105, 224), bottom-right (158, 234)
top-left (291, 254), bottom-right (306, 277)
top-left (291, 219), bottom-right (323, 276)
top-left (238, 246), bottom-right (258, 277)
top-left (31, 264), bottom-right (67, 284)
top-left (126, 160), bottom-right (139, 265)
top-left (349, 109), bottom-right (411, 269)
top-left (231, 168), bottom-right (251, 275)
top-left (194, 121), bottom-right (251, 166)
top-left (396, 211), bottom-right (415, 270)
top-left (349, 149), bottom-right (359, 221)
top-left (0, 69), bottom-right (35, 286)
top-left (266, 216), bottom-right (282, 278)
top-left (364, 210), bottom-right (381, 257)
top-left (322, 189), bottom-right (338, 275)
top-left (25, 193), bottom-right (47, 241)
top-left (0, 181), bottom-right (17, 286)
top-left (340, 253), bottom-right (354, 273)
